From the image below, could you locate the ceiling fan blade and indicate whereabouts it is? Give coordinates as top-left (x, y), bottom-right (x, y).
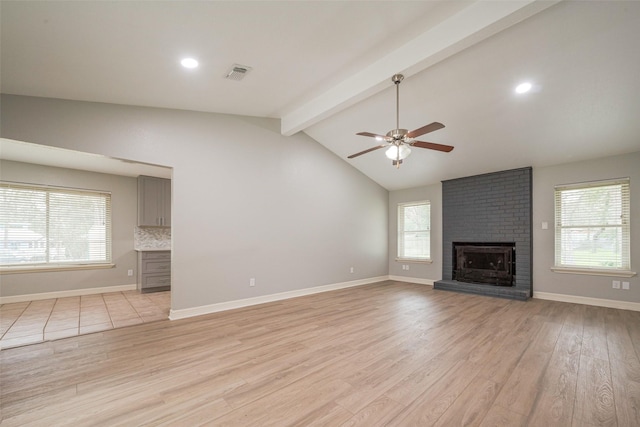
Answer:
top-left (411, 141), bottom-right (454, 153)
top-left (356, 131), bottom-right (390, 140)
top-left (347, 144), bottom-right (388, 159)
top-left (406, 122), bottom-right (445, 139)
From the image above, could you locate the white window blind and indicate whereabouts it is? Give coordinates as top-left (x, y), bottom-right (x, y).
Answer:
top-left (554, 178), bottom-right (630, 270)
top-left (398, 201), bottom-right (430, 260)
top-left (0, 182), bottom-right (112, 267)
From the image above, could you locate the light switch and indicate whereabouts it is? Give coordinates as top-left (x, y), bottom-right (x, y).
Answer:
top-left (542, 221), bottom-right (548, 230)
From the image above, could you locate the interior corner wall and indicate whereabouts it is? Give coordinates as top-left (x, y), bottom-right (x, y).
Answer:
top-left (532, 151), bottom-right (640, 303)
top-left (388, 183), bottom-right (443, 283)
top-left (0, 95), bottom-right (389, 310)
top-left (0, 160), bottom-right (138, 296)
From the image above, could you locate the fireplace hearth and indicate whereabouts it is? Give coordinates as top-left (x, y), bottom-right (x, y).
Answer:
top-left (453, 242), bottom-right (515, 287)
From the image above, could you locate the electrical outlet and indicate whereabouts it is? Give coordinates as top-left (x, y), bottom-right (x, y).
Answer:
top-left (612, 280), bottom-right (621, 289)
top-left (405, 264), bottom-right (410, 271)
top-left (127, 269), bottom-right (133, 277)
top-left (250, 278), bottom-right (255, 287)
top-left (622, 281), bottom-right (630, 290)
top-left (350, 267), bottom-right (354, 274)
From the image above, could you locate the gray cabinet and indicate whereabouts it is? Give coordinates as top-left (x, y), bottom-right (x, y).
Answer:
top-left (137, 250), bottom-right (171, 292)
top-left (137, 176), bottom-right (171, 226)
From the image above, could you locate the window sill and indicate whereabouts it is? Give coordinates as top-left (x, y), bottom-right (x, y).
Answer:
top-left (551, 267), bottom-right (636, 278)
top-left (0, 263), bottom-right (115, 275)
top-left (395, 258), bottom-right (433, 264)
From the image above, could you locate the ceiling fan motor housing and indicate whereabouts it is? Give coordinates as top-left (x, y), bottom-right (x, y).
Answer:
top-left (387, 129), bottom-right (409, 140)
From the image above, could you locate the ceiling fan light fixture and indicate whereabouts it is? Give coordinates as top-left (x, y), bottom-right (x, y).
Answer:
top-left (385, 144), bottom-right (411, 160)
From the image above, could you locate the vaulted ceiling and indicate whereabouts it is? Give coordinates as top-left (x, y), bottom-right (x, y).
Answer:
top-left (2, 1), bottom-right (639, 190)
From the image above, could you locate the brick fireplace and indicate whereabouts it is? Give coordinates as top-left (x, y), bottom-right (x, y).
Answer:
top-left (434, 167), bottom-right (532, 300)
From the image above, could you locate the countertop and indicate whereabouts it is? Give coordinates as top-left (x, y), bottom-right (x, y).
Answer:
top-left (134, 248), bottom-right (171, 252)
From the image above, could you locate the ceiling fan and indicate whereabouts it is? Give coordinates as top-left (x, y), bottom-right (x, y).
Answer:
top-left (348, 74), bottom-right (454, 168)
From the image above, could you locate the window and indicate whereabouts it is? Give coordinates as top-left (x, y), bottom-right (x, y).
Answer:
top-left (0, 182), bottom-right (112, 269)
top-left (397, 201), bottom-right (430, 261)
top-left (554, 178), bottom-right (630, 273)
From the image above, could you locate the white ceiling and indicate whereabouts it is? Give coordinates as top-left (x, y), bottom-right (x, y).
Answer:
top-left (0, 138), bottom-right (172, 179)
top-left (2, 1), bottom-right (640, 190)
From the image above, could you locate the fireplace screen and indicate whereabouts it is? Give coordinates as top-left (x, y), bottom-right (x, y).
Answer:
top-left (453, 242), bottom-right (515, 286)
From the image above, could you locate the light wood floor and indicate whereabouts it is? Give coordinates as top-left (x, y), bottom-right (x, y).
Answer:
top-left (0, 291), bottom-right (170, 349)
top-left (1, 281), bottom-right (639, 426)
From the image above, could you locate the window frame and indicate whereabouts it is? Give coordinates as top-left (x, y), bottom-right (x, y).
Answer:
top-left (1, 181), bottom-right (114, 274)
top-left (552, 177), bottom-right (635, 277)
top-left (396, 200), bottom-right (432, 263)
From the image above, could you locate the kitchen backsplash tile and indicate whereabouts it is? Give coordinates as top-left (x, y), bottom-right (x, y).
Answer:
top-left (135, 226), bottom-right (171, 250)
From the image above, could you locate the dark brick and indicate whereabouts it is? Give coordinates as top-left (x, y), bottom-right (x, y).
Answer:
top-left (436, 167), bottom-right (533, 299)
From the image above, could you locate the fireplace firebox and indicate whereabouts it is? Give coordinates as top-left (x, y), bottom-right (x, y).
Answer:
top-left (452, 242), bottom-right (515, 287)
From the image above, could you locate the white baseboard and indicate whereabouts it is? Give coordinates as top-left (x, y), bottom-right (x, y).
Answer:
top-left (169, 275), bottom-right (389, 320)
top-left (0, 284), bottom-right (137, 304)
top-left (388, 275), bottom-right (435, 286)
top-left (533, 291), bottom-right (640, 312)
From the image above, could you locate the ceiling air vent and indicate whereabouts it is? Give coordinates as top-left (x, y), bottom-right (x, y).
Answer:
top-left (225, 64), bottom-right (252, 81)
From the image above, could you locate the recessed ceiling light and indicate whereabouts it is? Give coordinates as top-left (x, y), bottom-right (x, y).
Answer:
top-left (515, 82), bottom-right (532, 94)
top-left (181, 58), bottom-right (199, 69)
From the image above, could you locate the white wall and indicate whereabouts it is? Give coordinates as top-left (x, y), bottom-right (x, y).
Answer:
top-left (0, 160), bottom-right (138, 296)
top-left (532, 151), bottom-right (640, 303)
top-left (1, 95), bottom-right (389, 310)
top-left (388, 183), bottom-right (442, 283)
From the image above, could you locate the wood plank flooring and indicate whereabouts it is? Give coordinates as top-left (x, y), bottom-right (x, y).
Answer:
top-left (0, 291), bottom-right (170, 349)
top-left (1, 281), bottom-right (639, 426)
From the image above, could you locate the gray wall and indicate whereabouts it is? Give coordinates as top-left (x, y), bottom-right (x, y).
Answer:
top-left (533, 152), bottom-right (640, 303)
top-left (1, 95), bottom-right (389, 310)
top-left (388, 183), bottom-right (442, 282)
top-left (0, 160), bottom-right (138, 296)
top-left (390, 154), bottom-right (639, 304)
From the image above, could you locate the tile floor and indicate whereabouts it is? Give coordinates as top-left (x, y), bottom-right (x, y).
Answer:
top-left (0, 290), bottom-right (170, 349)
